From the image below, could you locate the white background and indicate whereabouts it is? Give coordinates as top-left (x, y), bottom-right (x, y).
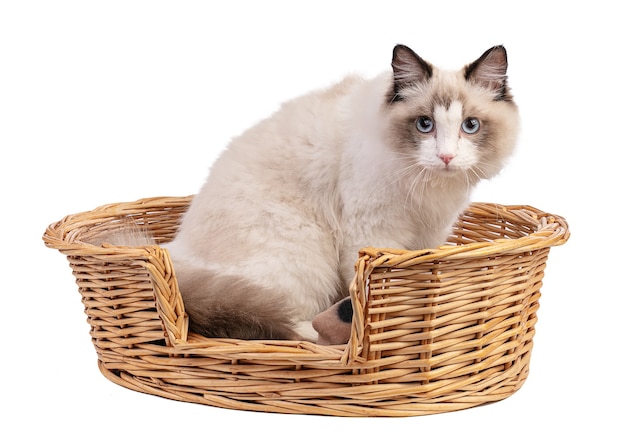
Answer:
top-left (2, 1), bottom-right (623, 436)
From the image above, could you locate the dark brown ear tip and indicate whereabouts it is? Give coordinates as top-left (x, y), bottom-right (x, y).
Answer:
top-left (393, 44), bottom-right (411, 53)
top-left (391, 44), bottom-right (417, 63)
top-left (487, 45), bottom-right (508, 62)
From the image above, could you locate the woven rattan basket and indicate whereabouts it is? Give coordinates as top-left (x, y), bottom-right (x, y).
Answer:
top-left (43, 196), bottom-right (569, 417)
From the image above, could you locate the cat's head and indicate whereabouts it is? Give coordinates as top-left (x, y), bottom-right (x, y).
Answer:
top-left (386, 45), bottom-right (519, 184)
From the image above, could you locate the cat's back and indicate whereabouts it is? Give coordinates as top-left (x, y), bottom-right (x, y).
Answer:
top-left (198, 74), bottom-right (367, 200)
top-left (225, 74), bottom-right (365, 162)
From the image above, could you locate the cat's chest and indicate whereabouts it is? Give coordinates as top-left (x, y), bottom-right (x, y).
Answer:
top-left (339, 184), bottom-right (467, 250)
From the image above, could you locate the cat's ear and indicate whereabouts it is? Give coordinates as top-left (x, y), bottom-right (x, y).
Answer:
top-left (390, 45), bottom-right (433, 102)
top-left (465, 46), bottom-right (511, 101)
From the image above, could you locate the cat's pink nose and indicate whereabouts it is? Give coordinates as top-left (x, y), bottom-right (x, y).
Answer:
top-left (438, 154), bottom-right (455, 165)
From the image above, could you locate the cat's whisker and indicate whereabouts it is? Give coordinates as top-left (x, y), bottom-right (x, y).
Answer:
top-left (365, 156), bottom-right (422, 199)
top-left (468, 167), bottom-right (483, 184)
top-left (405, 167), bottom-right (428, 211)
top-left (473, 163), bottom-right (499, 181)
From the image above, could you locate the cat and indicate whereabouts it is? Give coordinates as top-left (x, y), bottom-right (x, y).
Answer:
top-left (158, 44), bottom-right (520, 342)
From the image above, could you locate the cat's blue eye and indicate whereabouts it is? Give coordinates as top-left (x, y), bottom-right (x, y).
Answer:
top-left (416, 116), bottom-right (434, 133)
top-left (461, 117), bottom-right (480, 134)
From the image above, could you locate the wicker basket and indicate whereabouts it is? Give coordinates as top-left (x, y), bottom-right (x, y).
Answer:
top-left (43, 196), bottom-right (569, 417)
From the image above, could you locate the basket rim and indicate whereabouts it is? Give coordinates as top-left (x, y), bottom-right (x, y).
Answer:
top-left (357, 202), bottom-right (569, 268)
top-left (42, 195), bottom-right (193, 253)
top-left (42, 196), bottom-right (569, 256)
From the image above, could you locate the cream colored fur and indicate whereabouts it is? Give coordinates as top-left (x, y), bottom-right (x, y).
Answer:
top-left (163, 45), bottom-right (519, 341)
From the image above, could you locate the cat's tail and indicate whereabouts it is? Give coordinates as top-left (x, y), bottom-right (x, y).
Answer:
top-left (173, 259), bottom-right (301, 341)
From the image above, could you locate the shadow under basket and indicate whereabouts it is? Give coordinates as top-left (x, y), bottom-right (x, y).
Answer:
top-left (43, 196), bottom-right (569, 417)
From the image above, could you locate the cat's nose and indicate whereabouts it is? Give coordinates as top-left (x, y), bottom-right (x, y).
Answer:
top-left (438, 154), bottom-right (455, 165)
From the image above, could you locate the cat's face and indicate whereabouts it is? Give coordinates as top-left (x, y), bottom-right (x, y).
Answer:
top-left (386, 45), bottom-right (519, 185)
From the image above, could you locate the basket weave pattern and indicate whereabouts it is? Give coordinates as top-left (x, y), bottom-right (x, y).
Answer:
top-left (43, 196), bottom-right (569, 417)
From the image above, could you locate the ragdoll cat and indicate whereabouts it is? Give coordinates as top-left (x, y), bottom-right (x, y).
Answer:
top-left (160, 44), bottom-right (519, 342)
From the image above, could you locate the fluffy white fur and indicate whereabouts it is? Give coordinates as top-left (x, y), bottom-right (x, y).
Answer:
top-left (163, 45), bottom-right (519, 341)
